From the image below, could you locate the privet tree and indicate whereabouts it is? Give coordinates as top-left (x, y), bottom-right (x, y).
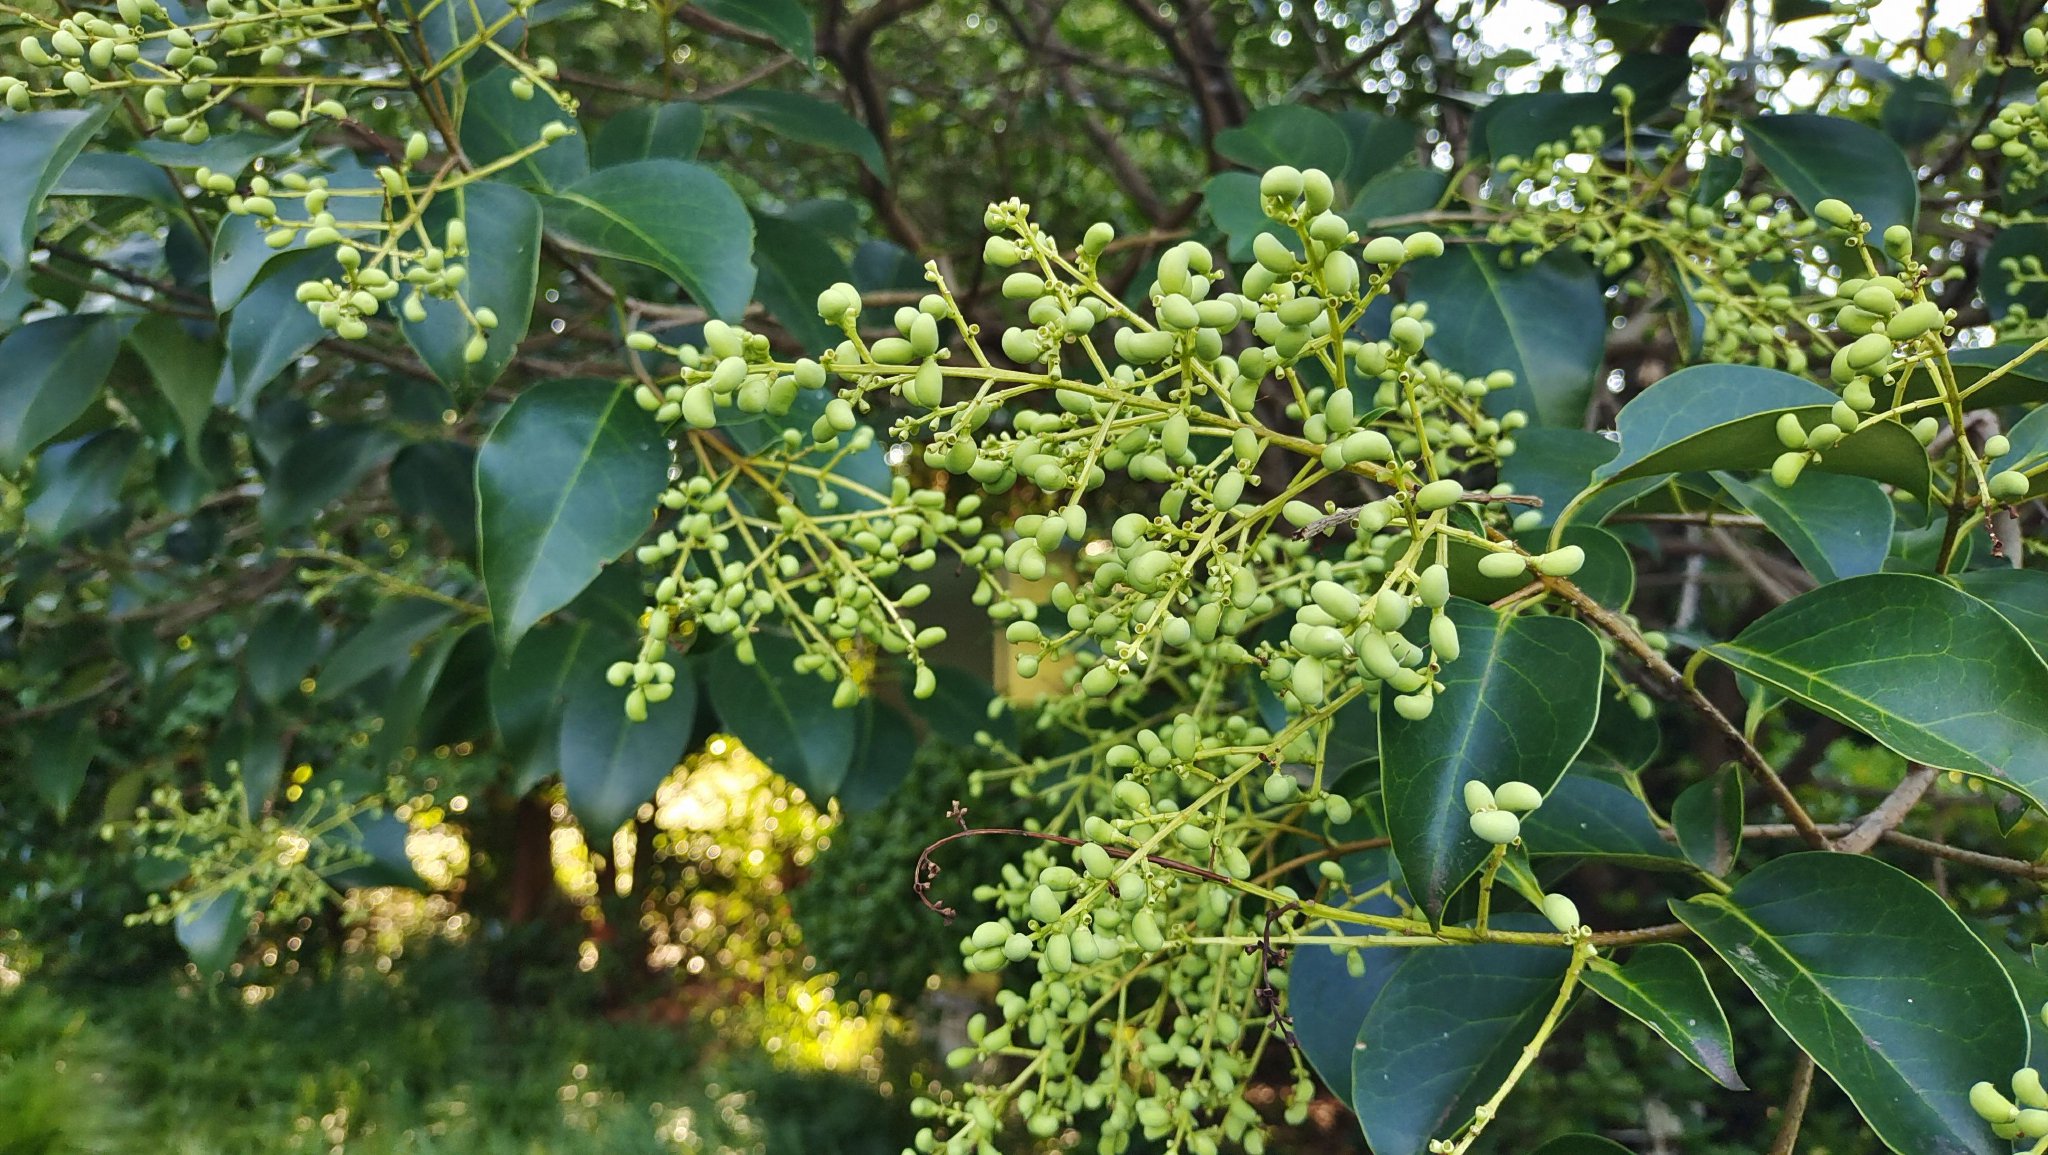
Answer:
top-left (3, 1), bottom-right (2048, 1153)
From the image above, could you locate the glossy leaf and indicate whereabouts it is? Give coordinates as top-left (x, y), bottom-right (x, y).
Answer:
top-left (258, 424), bottom-right (403, 535)
top-left (400, 180), bottom-right (542, 389)
top-left (1743, 114), bottom-right (1917, 236)
top-left (1672, 764), bottom-right (1743, 876)
top-left (368, 626), bottom-right (468, 766)
top-left (1715, 469), bottom-right (1893, 582)
top-left (751, 208), bottom-right (855, 352)
top-left (25, 430), bottom-right (140, 543)
top-left (389, 440), bottom-right (479, 557)
top-left (1674, 853), bottom-right (2025, 1155)
top-left (1214, 104), bottom-right (1350, 176)
top-left (1956, 569), bottom-right (2048, 663)
top-left (1593, 363), bottom-right (1929, 495)
top-left (706, 636), bottom-right (857, 798)
top-left (245, 601), bottom-right (324, 706)
top-left (715, 90), bottom-right (887, 181)
top-left (1344, 166), bottom-right (1448, 233)
top-left (1333, 110), bottom-right (1414, 191)
top-left (694, 0), bottom-right (813, 62)
top-left (316, 598), bottom-right (463, 703)
top-left (490, 621), bottom-right (607, 793)
top-left (174, 891), bottom-right (247, 973)
top-left (557, 659), bottom-right (696, 835)
top-left (1705, 573), bottom-right (2048, 811)
top-left (1405, 244), bottom-right (1605, 427)
top-left (1881, 76), bottom-right (1954, 146)
top-left (48, 151), bottom-right (180, 209)
top-left (592, 102), bottom-right (707, 167)
top-left (1287, 876), bottom-right (1406, 1098)
top-left (1582, 944), bottom-right (1745, 1089)
top-left (1352, 925), bottom-right (1573, 1155)
top-left (546, 160), bottom-right (756, 320)
top-left (128, 314), bottom-right (220, 454)
top-left (0, 107), bottom-right (111, 273)
top-left (216, 251), bottom-right (332, 414)
top-left (1501, 428), bottom-right (1616, 530)
top-left (0, 314), bottom-right (127, 473)
top-left (460, 68), bottom-right (588, 193)
top-left (476, 378), bottom-right (667, 653)
top-left (1518, 773), bottom-right (1687, 868)
top-left (1380, 599), bottom-right (1605, 920)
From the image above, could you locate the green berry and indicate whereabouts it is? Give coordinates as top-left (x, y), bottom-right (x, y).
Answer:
top-left (1494, 781), bottom-right (1543, 812)
top-left (1469, 809), bottom-right (1521, 845)
top-left (1463, 780), bottom-right (1496, 814)
top-left (1540, 893), bottom-right (1581, 933)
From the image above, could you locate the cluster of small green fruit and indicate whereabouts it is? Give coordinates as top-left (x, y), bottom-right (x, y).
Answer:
top-left (1488, 74), bottom-right (1828, 371)
top-left (1970, 26), bottom-right (2048, 193)
top-left (1970, 1030), bottom-right (2048, 1152)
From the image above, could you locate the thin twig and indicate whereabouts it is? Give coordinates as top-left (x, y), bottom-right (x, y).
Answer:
top-left (1834, 764), bottom-right (1938, 854)
top-left (1768, 1053), bottom-right (1816, 1155)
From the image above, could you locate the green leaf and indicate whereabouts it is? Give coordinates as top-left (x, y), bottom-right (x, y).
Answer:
top-left (1582, 944), bottom-right (1745, 1089)
top-left (1705, 573), bottom-right (2048, 811)
top-left (706, 636), bottom-right (857, 798)
top-left (1672, 764), bottom-right (1743, 876)
top-left (476, 378), bottom-right (666, 654)
top-left (1983, 226), bottom-right (2048, 327)
top-left (128, 314), bottom-right (220, 454)
top-left (369, 625), bottom-right (469, 767)
top-left (1592, 363), bottom-right (1930, 495)
top-left (557, 659), bottom-right (696, 835)
top-left (1501, 428), bottom-right (1616, 530)
top-left (0, 314), bottom-right (127, 473)
top-left (25, 430), bottom-right (139, 543)
top-left (694, 0), bottom-right (813, 62)
top-left (715, 90), bottom-right (887, 181)
top-left (545, 160), bottom-right (756, 320)
top-left (838, 700), bottom-right (920, 814)
top-left (1742, 114), bottom-right (1918, 237)
top-left (316, 598), bottom-right (463, 703)
top-left (1334, 111), bottom-right (1415, 192)
top-left (1881, 76), bottom-right (1954, 146)
top-left (48, 151), bottom-right (180, 209)
top-left (1404, 245), bottom-right (1606, 427)
top-left (245, 601), bottom-right (325, 706)
top-left (490, 621), bottom-right (608, 793)
top-left (389, 440), bottom-right (479, 558)
top-left (217, 250), bottom-right (332, 414)
top-left (174, 891), bottom-right (247, 974)
top-left (25, 708), bottom-right (96, 817)
top-left (1518, 773), bottom-right (1688, 868)
top-left (1475, 92), bottom-right (1618, 163)
top-left (1956, 569), bottom-right (2048, 663)
top-left (258, 424), bottom-right (403, 535)
top-left (1673, 853), bottom-right (2025, 1155)
top-left (1379, 599), bottom-right (1605, 920)
top-left (0, 106), bottom-right (112, 274)
top-left (1554, 525), bottom-right (1634, 610)
top-left (1288, 877), bottom-right (1406, 1098)
top-left (1344, 166), bottom-right (1449, 234)
top-left (131, 129), bottom-right (303, 173)
top-left (1203, 171), bottom-right (1296, 264)
top-left (400, 179), bottom-right (541, 389)
top-left (1715, 470), bottom-right (1894, 582)
top-left (591, 102), bottom-right (706, 167)
top-left (1352, 926), bottom-right (1573, 1155)
top-left (1214, 104), bottom-right (1350, 176)
top-left (751, 207), bottom-right (855, 352)
top-left (324, 814), bottom-right (427, 891)
top-left (460, 68), bottom-right (587, 194)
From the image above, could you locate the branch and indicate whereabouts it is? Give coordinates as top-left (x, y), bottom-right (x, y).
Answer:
top-left (1833, 763), bottom-right (1938, 854)
top-left (1768, 1052), bottom-right (1816, 1155)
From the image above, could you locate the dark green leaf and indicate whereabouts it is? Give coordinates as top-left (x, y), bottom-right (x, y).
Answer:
top-left (400, 179), bottom-right (541, 389)
top-left (1203, 171), bottom-right (1295, 264)
top-left (1352, 926), bottom-right (1573, 1155)
top-left (1956, 569), bottom-right (2048, 663)
top-left (694, 0), bottom-right (813, 62)
top-left (1882, 76), bottom-right (1954, 146)
top-left (324, 814), bottom-right (427, 890)
top-left (1672, 764), bottom-right (1743, 876)
top-left (258, 424), bottom-right (403, 535)
top-left (130, 130), bottom-right (303, 172)
top-left (1501, 428), bottom-right (1616, 530)
top-left (25, 430), bottom-right (140, 543)
top-left (316, 598), bottom-right (463, 702)
top-left (490, 621), bottom-right (608, 793)
top-left (1333, 110), bottom-right (1415, 192)
top-left (751, 208), bottom-right (855, 351)
top-left (476, 378), bottom-right (666, 653)
top-left (1405, 245), bottom-right (1606, 427)
top-left (1593, 363), bottom-right (1930, 495)
top-left (245, 601), bottom-right (325, 706)
top-left (1554, 525), bottom-right (1634, 610)
top-left (369, 625), bottom-right (469, 766)
top-left (706, 636), bottom-right (857, 798)
top-left (1214, 104), bottom-right (1350, 176)
top-left (1288, 879), bottom-right (1406, 1098)
top-left (715, 90), bottom-right (887, 181)
top-left (0, 107), bottom-right (112, 274)
top-left (460, 68), bottom-right (588, 194)
top-left (1674, 853), bottom-right (2025, 1155)
top-left (591, 102), bottom-right (707, 167)
top-left (1519, 773), bottom-right (1687, 868)
top-left (1583, 944), bottom-right (1745, 1089)
top-left (174, 891), bottom-right (247, 973)
top-left (25, 708), bottom-right (95, 818)
top-left (1715, 470), bottom-right (1894, 582)
top-left (48, 151), bottom-right (180, 209)
top-left (0, 314), bottom-right (127, 473)
top-left (1742, 114), bottom-right (1918, 237)
top-left (1344, 166), bottom-right (1449, 234)
top-left (545, 160), bottom-right (756, 319)
top-left (1476, 92), bottom-right (1617, 163)
top-left (921, 664), bottom-right (1004, 748)
top-left (557, 657), bottom-right (696, 835)
top-left (1705, 573), bottom-right (2048, 811)
top-left (1379, 599), bottom-right (1605, 920)
top-left (128, 315), bottom-right (220, 454)
top-left (838, 700), bottom-right (920, 814)
top-left (217, 251), bottom-right (332, 414)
